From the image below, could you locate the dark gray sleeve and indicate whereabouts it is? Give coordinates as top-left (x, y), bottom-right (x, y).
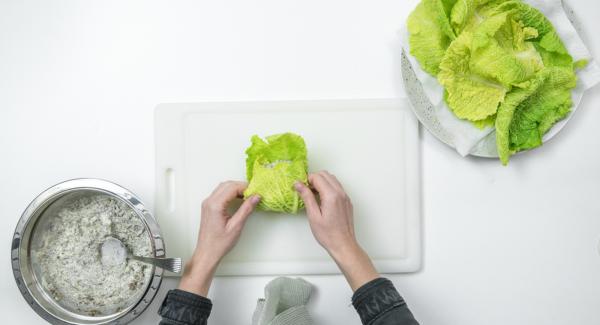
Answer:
top-left (158, 289), bottom-right (212, 325)
top-left (352, 278), bottom-right (419, 325)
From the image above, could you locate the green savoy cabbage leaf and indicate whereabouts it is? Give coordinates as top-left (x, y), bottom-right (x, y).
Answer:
top-left (495, 67), bottom-right (576, 164)
top-left (407, 0), bottom-right (457, 75)
top-left (438, 31), bottom-right (508, 121)
top-left (243, 133), bottom-right (308, 214)
top-left (407, 0), bottom-right (578, 163)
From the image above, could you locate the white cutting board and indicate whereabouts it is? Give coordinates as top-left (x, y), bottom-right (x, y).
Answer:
top-left (155, 99), bottom-right (421, 275)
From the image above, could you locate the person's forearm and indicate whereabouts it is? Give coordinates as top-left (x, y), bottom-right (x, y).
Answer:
top-left (178, 251), bottom-right (219, 297)
top-left (160, 181), bottom-right (258, 325)
top-left (329, 242), bottom-right (379, 291)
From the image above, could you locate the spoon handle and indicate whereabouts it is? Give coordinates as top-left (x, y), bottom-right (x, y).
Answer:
top-left (130, 255), bottom-right (182, 274)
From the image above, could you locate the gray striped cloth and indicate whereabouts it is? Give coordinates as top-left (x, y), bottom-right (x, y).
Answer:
top-left (252, 277), bottom-right (314, 325)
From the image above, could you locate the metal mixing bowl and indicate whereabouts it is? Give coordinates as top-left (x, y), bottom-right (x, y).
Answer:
top-left (11, 179), bottom-right (165, 325)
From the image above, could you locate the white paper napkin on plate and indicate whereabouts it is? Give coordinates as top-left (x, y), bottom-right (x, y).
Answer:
top-left (400, 0), bottom-right (600, 156)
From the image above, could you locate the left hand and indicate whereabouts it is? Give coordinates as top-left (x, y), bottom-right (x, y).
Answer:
top-left (179, 181), bottom-right (260, 296)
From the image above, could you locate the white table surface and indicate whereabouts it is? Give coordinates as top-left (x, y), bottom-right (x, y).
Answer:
top-left (1, 0), bottom-right (599, 324)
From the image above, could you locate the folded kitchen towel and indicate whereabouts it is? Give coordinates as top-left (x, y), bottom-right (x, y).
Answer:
top-left (252, 277), bottom-right (314, 325)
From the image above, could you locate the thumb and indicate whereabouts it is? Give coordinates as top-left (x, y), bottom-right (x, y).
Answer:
top-left (230, 195), bottom-right (260, 227)
top-left (294, 181), bottom-right (321, 218)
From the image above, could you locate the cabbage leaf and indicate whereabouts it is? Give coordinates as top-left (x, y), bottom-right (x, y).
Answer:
top-left (243, 133), bottom-right (308, 214)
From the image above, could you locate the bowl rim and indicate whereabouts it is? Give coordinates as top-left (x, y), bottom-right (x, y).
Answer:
top-left (11, 178), bottom-right (165, 325)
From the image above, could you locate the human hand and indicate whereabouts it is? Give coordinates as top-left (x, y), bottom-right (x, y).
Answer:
top-left (295, 171), bottom-right (379, 291)
top-left (179, 181), bottom-right (260, 296)
top-left (294, 171), bottom-right (357, 255)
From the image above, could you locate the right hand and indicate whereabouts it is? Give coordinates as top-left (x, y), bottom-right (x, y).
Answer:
top-left (295, 171), bottom-right (379, 291)
top-left (294, 171), bottom-right (357, 256)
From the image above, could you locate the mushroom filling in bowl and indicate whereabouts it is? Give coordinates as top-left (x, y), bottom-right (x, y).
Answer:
top-left (30, 193), bottom-right (153, 316)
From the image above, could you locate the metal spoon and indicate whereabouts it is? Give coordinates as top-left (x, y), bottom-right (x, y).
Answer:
top-left (100, 236), bottom-right (182, 273)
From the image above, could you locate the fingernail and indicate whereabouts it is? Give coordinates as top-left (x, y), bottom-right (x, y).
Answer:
top-left (294, 182), bottom-right (303, 191)
top-left (251, 195), bottom-right (261, 204)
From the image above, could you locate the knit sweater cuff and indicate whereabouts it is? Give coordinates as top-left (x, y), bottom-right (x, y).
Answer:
top-left (352, 278), bottom-right (405, 324)
top-left (158, 289), bottom-right (212, 324)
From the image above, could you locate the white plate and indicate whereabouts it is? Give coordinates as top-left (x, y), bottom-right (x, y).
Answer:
top-left (401, 1), bottom-right (592, 158)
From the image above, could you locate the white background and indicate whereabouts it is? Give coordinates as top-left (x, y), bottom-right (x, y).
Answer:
top-left (1, 0), bottom-right (599, 324)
